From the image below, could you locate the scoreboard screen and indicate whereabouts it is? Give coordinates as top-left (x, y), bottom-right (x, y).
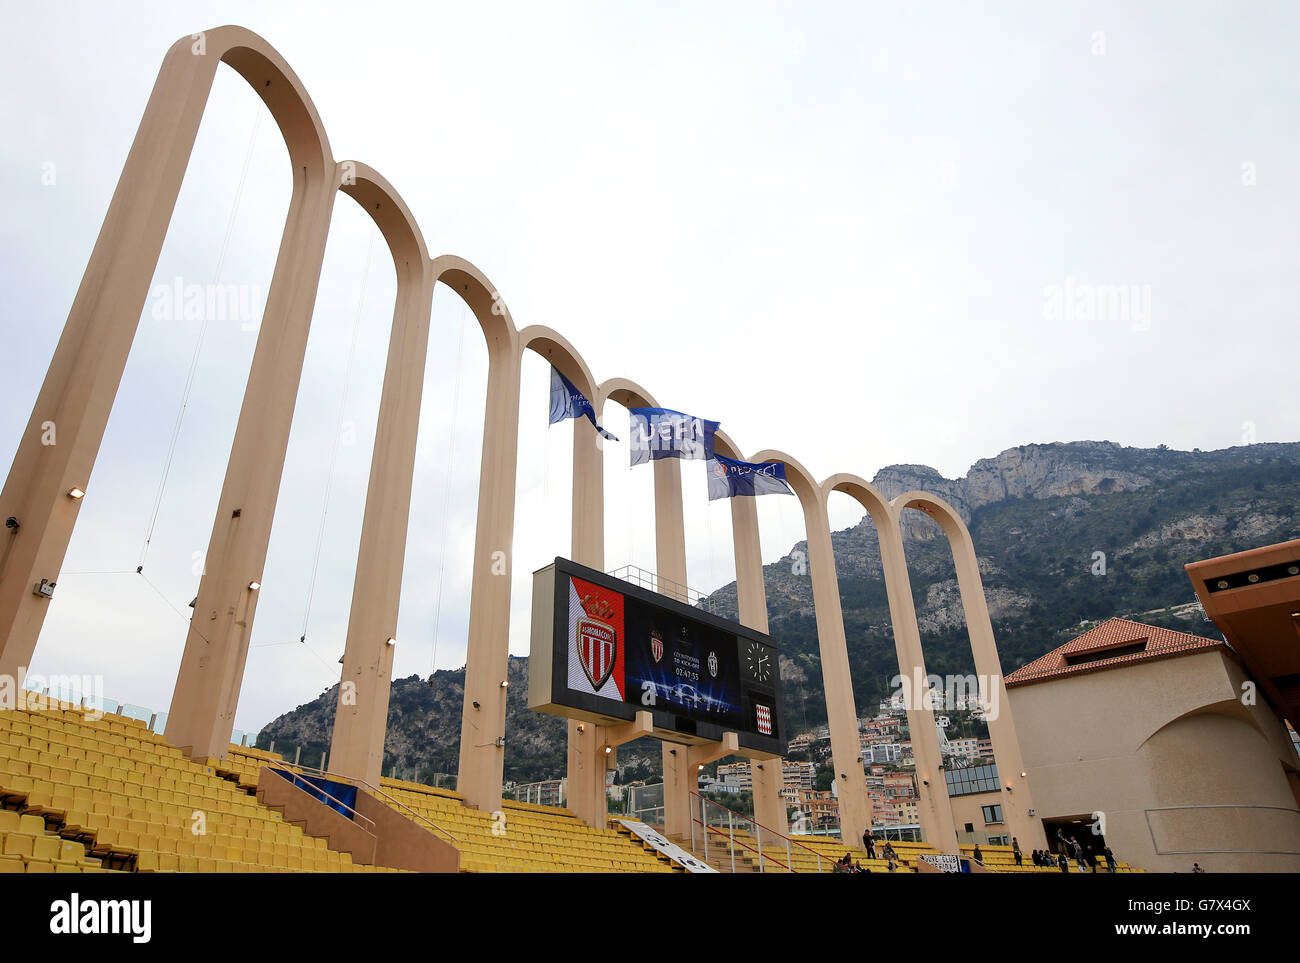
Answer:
top-left (529, 557), bottom-right (785, 756)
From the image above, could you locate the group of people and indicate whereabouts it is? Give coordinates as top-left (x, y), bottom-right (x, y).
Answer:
top-left (1036, 829), bottom-right (1118, 873)
top-left (965, 831), bottom-right (1118, 874)
top-left (972, 838), bottom-right (1024, 867)
top-left (837, 826), bottom-right (1123, 875)
top-left (835, 850), bottom-right (897, 873)
top-left (828, 829), bottom-right (904, 873)
top-left (861, 830), bottom-right (898, 862)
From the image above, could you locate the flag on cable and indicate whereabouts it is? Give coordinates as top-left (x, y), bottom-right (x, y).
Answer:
top-left (706, 453), bottom-right (793, 501)
top-left (549, 365), bottom-right (618, 441)
top-left (628, 407), bottom-right (719, 467)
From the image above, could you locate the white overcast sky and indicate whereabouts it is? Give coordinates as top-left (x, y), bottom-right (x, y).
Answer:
top-left (2, 1), bottom-right (1297, 735)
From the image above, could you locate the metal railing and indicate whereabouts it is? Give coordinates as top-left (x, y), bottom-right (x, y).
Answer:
top-left (606, 564), bottom-right (732, 617)
top-left (19, 683), bottom-right (268, 750)
top-left (256, 757), bottom-right (457, 847)
top-left (689, 793), bottom-right (833, 873)
top-left (629, 805), bottom-right (665, 827)
top-left (262, 766), bottom-right (378, 835)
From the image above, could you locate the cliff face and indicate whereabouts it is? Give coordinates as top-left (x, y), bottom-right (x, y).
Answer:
top-left (961, 442), bottom-right (1155, 510)
top-left (257, 656), bottom-right (570, 784)
top-left (871, 440), bottom-right (1278, 522)
top-left (257, 440), bottom-right (1300, 782)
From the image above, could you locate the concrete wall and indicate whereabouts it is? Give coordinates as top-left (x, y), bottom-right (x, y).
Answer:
top-left (949, 790), bottom-right (1009, 842)
top-left (1008, 650), bottom-right (1300, 872)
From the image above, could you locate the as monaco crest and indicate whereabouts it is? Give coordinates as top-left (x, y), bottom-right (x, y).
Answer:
top-left (577, 595), bottom-right (618, 690)
top-left (651, 630), bottom-right (664, 664)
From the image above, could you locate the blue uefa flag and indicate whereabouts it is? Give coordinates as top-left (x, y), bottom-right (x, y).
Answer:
top-left (706, 453), bottom-right (793, 500)
top-left (628, 407), bottom-right (719, 467)
top-left (549, 366), bottom-right (618, 441)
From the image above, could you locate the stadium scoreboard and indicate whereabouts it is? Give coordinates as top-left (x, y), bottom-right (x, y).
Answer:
top-left (529, 557), bottom-right (786, 756)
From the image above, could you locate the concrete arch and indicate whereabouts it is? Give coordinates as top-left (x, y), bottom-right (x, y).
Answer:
top-left (892, 490), bottom-right (1042, 848)
top-left (428, 254), bottom-right (526, 812)
top-left (164, 25), bottom-right (351, 757)
top-left (744, 451), bottom-right (871, 846)
top-left (821, 474), bottom-right (895, 528)
top-left (521, 325), bottom-right (598, 403)
top-left (203, 25), bottom-right (334, 175)
top-left (822, 475), bottom-right (958, 848)
top-left (748, 449), bottom-right (822, 514)
top-left (327, 163), bottom-right (437, 785)
top-left (597, 377), bottom-right (659, 411)
top-left (429, 254), bottom-right (517, 355)
top-left (0, 24), bottom-right (355, 758)
top-left (338, 162), bottom-right (429, 267)
top-left (711, 428), bottom-right (743, 462)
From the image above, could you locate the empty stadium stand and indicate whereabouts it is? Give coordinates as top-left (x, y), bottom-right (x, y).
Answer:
top-left (376, 777), bottom-right (682, 873)
top-left (0, 703), bottom-right (392, 873)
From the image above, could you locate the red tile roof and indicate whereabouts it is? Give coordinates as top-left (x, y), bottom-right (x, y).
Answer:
top-left (1004, 618), bottom-right (1225, 688)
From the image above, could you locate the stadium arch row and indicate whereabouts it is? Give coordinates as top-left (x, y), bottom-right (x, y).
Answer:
top-left (0, 25), bottom-right (1042, 853)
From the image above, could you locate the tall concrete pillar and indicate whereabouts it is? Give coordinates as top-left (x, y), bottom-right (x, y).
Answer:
top-left (565, 390), bottom-right (608, 826)
top-left (874, 509), bottom-right (960, 850)
top-left (723, 462), bottom-right (788, 834)
top-left (595, 381), bottom-right (699, 835)
top-left (455, 312), bottom-right (522, 815)
top-left (166, 171), bottom-right (337, 760)
top-left (798, 491), bottom-right (872, 848)
top-left (651, 456), bottom-right (696, 839)
top-left (328, 170), bottom-right (432, 787)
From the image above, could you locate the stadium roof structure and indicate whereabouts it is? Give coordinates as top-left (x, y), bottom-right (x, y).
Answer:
top-left (1186, 539), bottom-right (1300, 728)
top-left (1004, 617), bottom-right (1225, 688)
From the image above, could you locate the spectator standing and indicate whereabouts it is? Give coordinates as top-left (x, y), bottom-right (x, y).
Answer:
top-left (863, 829), bottom-right (876, 859)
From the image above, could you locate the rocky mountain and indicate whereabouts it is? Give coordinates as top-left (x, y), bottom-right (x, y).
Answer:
top-left (256, 655), bottom-right (571, 785)
top-left (256, 440), bottom-right (1300, 783)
